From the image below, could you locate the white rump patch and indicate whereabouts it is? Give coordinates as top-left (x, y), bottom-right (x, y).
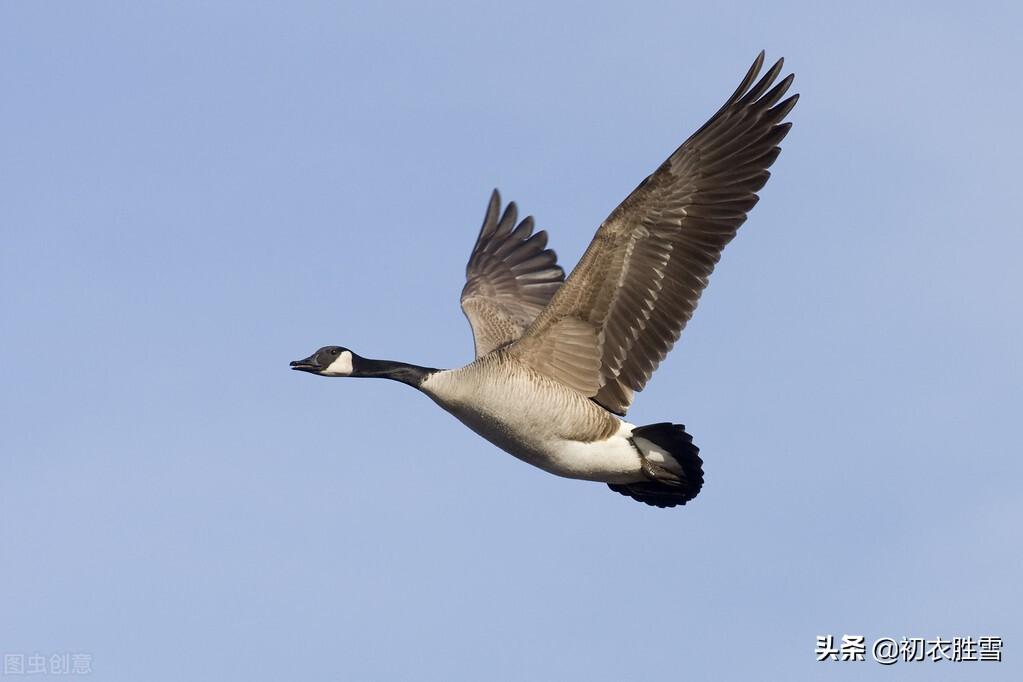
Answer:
top-left (322, 350), bottom-right (354, 376)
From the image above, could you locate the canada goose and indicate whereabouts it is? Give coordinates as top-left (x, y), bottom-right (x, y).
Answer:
top-left (291, 52), bottom-right (796, 507)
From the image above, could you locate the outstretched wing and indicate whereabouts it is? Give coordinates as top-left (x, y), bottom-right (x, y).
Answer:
top-left (460, 190), bottom-right (565, 357)
top-left (509, 52), bottom-right (798, 414)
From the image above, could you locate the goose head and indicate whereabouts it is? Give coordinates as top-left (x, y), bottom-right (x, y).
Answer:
top-left (290, 346), bottom-right (357, 377)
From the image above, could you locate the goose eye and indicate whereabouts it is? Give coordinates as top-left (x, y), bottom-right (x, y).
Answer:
top-left (331, 349), bottom-right (339, 355)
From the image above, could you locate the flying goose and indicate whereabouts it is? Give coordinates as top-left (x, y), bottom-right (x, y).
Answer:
top-left (291, 52), bottom-right (796, 507)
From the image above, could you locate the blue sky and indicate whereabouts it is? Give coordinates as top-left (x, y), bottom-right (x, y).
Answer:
top-left (2, 1), bottom-right (1020, 680)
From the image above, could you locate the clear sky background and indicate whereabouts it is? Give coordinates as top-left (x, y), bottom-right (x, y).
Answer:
top-left (2, 1), bottom-right (1020, 680)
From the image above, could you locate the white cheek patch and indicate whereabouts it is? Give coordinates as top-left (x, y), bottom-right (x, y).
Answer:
top-left (323, 350), bottom-right (354, 376)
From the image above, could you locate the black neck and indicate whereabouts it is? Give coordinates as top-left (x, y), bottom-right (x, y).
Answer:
top-left (353, 357), bottom-right (438, 387)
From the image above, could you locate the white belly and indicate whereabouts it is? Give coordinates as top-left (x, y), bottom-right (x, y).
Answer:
top-left (420, 365), bottom-right (646, 483)
top-left (540, 421), bottom-right (646, 482)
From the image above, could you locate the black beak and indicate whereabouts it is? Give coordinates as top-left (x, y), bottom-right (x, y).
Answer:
top-left (290, 354), bottom-right (320, 373)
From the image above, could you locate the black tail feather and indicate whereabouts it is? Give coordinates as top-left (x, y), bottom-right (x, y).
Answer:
top-left (608, 423), bottom-right (703, 508)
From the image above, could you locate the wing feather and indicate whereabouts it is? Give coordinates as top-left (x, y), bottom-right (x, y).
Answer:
top-left (509, 52), bottom-right (798, 414)
top-left (460, 191), bottom-right (566, 357)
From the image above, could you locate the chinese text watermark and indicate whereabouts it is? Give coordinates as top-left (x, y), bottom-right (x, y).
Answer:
top-left (3, 653), bottom-right (92, 676)
top-left (816, 635), bottom-right (1002, 664)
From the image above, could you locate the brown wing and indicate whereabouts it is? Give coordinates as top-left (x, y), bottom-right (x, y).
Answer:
top-left (460, 190), bottom-right (565, 357)
top-left (509, 52), bottom-right (798, 414)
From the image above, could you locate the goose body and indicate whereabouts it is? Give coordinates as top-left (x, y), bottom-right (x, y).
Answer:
top-left (420, 352), bottom-right (646, 482)
top-left (291, 53), bottom-right (797, 507)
